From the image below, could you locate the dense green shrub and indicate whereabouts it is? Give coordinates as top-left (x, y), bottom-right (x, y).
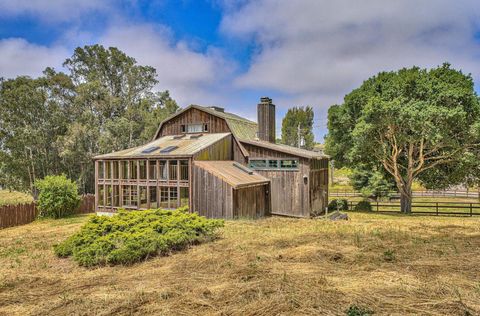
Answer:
top-left (54, 207), bottom-right (224, 266)
top-left (346, 304), bottom-right (374, 316)
top-left (354, 200), bottom-right (372, 212)
top-left (328, 199), bottom-right (349, 211)
top-left (35, 175), bottom-right (81, 218)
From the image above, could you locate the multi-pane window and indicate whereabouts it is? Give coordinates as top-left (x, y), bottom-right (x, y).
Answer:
top-left (105, 185), bottom-right (112, 206)
top-left (113, 161), bottom-right (120, 179)
top-left (180, 187), bottom-right (189, 207)
top-left (129, 161), bottom-right (137, 179)
top-left (159, 160), bottom-right (167, 180)
top-left (149, 160), bottom-right (157, 180)
top-left (139, 161), bottom-right (147, 180)
top-left (98, 184), bottom-right (105, 206)
top-left (249, 160), bottom-right (267, 169)
top-left (98, 161), bottom-right (105, 179)
top-left (113, 185), bottom-right (120, 207)
top-left (181, 123), bottom-right (208, 133)
top-left (249, 159), bottom-right (299, 170)
top-left (160, 187), bottom-right (169, 208)
top-left (169, 187), bottom-right (178, 207)
top-left (180, 160), bottom-right (189, 180)
top-left (169, 160), bottom-right (178, 180)
top-left (150, 186), bottom-right (158, 208)
top-left (280, 159), bottom-right (298, 169)
top-left (139, 186), bottom-right (148, 208)
top-left (121, 185), bottom-right (138, 207)
top-left (104, 162), bottom-right (111, 179)
top-left (121, 161), bottom-right (128, 179)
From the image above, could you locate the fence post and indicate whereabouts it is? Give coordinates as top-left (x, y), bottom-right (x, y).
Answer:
top-left (436, 202), bottom-right (439, 216)
top-left (470, 203), bottom-right (473, 217)
top-left (376, 201), bottom-right (379, 212)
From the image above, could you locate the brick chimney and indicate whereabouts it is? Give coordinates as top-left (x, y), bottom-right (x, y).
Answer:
top-left (257, 97), bottom-right (275, 143)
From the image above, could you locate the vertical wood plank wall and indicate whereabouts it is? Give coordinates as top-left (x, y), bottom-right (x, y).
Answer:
top-left (242, 143), bottom-right (312, 217)
top-left (157, 108), bottom-right (230, 137)
top-left (233, 185), bottom-right (270, 218)
top-left (257, 102), bottom-right (276, 143)
top-left (193, 135), bottom-right (233, 160)
top-left (192, 164), bottom-right (233, 218)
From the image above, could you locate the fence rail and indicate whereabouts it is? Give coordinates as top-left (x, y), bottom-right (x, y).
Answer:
top-left (331, 189), bottom-right (480, 199)
top-left (344, 200), bottom-right (480, 216)
top-left (0, 194), bottom-right (95, 229)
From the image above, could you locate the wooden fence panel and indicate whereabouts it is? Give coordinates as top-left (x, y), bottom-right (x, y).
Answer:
top-left (0, 194), bottom-right (95, 229)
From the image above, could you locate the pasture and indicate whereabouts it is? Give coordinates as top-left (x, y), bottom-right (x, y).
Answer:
top-left (1, 213), bottom-right (479, 315)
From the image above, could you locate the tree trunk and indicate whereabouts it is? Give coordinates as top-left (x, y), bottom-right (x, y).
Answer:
top-left (400, 190), bottom-right (412, 214)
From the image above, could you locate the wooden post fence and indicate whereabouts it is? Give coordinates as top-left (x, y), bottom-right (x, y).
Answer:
top-left (0, 194), bottom-right (95, 229)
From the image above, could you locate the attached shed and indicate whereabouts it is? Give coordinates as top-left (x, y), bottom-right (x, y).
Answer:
top-left (192, 161), bottom-right (270, 219)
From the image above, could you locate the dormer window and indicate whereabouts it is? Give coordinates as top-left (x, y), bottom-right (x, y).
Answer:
top-left (181, 123), bottom-right (208, 133)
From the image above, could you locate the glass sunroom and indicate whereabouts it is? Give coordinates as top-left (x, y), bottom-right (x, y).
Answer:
top-left (93, 133), bottom-right (231, 213)
top-left (96, 159), bottom-right (190, 212)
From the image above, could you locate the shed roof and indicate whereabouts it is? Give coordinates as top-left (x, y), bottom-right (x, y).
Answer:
top-left (194, 160), bottom-right (270, 189)
top-left (240, 139), bottom-right (329, 159)
top-left (94, 133), bottom-right (231, 159)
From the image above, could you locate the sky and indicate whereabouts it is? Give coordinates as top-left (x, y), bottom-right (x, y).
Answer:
top-left (1, 0), bottom-right (480, 142)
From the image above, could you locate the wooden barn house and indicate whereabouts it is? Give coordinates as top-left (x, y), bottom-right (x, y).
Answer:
top-left (94, 97), bottom-right (329, 218)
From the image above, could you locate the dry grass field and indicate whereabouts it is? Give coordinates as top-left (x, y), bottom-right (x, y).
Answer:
top-left (1, 213), bottom-right (479, 315)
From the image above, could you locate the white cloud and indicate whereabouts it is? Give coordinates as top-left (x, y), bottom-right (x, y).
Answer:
top-left (0, 38), bottom-right (69, 78)
top-left (99, 23), bottom-right (235, 106)
top-left (219, 0), bottom-right (480, 138)
top-left (0, 0), bottom-right (112, 21)
top-left (221, 1), bottom-right (480, 93)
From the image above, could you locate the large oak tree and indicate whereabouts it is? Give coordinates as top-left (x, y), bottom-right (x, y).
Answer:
top-left (326, 64), bottom-right (480, 213)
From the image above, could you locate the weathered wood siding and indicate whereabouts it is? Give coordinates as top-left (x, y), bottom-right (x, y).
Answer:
top-left (193, 135), bottom-right (233, 160)
top-left (310, 158), bottom-right (329, 215)
top-left (192, 164), bottom-right (234, 218)
top-left (257, 102), bottom-right (275, 143)
top-left (192, 164), bottom-right (270, 219)
top-left (233, 185), bottom-right (270, 218)
top-left (157, 108), bottom-right (230, 137)
top-left (242, 143), bottom-right (311, 217)
top-left (233, 140), bottom-right (248, 164)
top-left (309, 169), bottom-right (328, 215)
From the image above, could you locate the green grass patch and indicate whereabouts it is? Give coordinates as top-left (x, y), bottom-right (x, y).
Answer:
top-left (54, 207), bottom-right (224, 267)
top-left (0, 190), bottom-right (33, 206)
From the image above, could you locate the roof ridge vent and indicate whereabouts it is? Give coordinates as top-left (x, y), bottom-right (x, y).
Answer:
top-left (233, 162), bottom-right (253, 175)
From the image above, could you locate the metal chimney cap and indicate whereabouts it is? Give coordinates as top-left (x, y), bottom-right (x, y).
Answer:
top-left (260, 97), bottom-right (272, 104)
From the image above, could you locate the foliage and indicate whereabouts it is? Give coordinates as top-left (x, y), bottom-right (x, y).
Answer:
top-left (354, 200), bottom-right (372, 212)
top-left (0, 45), bottom-right (179, 194)
top-left (0, 190), bottom-right (33, 206)
top-left (328, 199), bottom-right (349, 211)
top-left (54, 207), bottom-right (224, 266)
top-left (281, 106), bottom-right (315, 149)
top-left (325, 64), bottom-right (480, 213)
top-left (350, 167), bottom-right (394, 200)
top-left (35, 175), bottom-right (81, 218)
top-left (346, 304), bottom-right (374, 316)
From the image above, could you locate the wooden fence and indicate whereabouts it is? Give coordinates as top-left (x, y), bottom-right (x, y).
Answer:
top-left (331, 189), bottom-right (480, 199)
top-left (344, 200), bottom-right (480, 216)
top-left (0, 194), bottom-right (95, 229)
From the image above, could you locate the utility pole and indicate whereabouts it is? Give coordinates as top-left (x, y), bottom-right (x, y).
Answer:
top-left (297, 123), bottom-right (301, 148)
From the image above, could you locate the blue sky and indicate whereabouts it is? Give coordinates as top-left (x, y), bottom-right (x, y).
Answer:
top-left (1, 0), bottom-right (480, 141)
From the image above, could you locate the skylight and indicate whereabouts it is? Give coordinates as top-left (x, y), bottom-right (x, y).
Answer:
top-left (141, 146), bottom-right (160, 154)
top-left (160, 145), bottom-right (178, 153)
